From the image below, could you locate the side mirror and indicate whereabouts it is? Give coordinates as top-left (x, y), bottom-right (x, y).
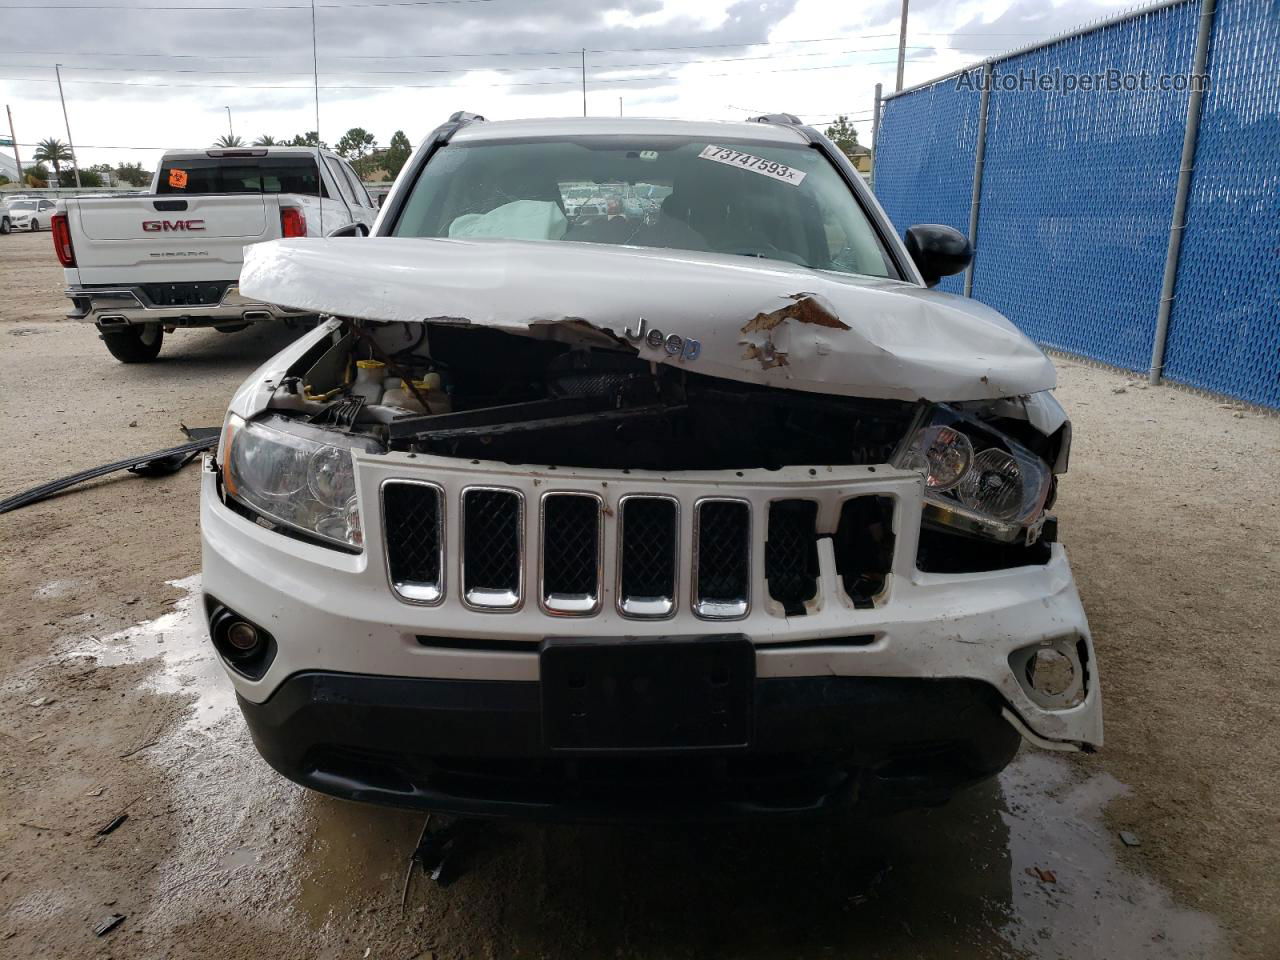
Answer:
top-left (326, 222), bottom-right (369, 238)
top-left (904, 224), bottom-right (972, 287)
top-left (376, 193), bottom-right (386, 208)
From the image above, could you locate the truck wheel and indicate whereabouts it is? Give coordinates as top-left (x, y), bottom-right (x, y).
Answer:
top-left (102, 324), bottom-right (164, 363)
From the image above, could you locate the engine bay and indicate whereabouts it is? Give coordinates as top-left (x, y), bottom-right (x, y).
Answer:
top-left (267, 319), bottom-right (920, 472)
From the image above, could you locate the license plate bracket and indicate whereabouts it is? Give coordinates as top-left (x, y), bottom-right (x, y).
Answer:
top-left (540, 635), bottom-right (755, 752)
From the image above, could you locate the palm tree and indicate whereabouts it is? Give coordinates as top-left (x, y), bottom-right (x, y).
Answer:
top-left (252, 134), bottom-right (278, 146)
top-left (213, 134), bottom-right (245, 148)
top-left (34, 138), bottom-right (73, 181)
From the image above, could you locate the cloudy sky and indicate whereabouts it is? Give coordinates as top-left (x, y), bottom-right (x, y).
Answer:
top-left (0, 0), bottom-right (1135, 172)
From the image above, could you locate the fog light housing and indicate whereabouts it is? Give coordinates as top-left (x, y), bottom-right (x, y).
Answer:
top-left (205, 599), bottom-right (277, 680)
top-left (1009, 637), bottom-right (1087, 710)
top-left (1027, 648), bottom-right (1074, 697)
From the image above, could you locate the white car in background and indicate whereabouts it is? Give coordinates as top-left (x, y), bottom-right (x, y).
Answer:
top-left (4, 197), bottom-right (56, 231)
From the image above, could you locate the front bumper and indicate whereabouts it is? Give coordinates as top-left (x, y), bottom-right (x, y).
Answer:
top-left (65, 283), bottom-right (309, 329)
top-left (200, 449), bottom-right (1102, 815)
top-left (237, 671), bottom-right (1021, 821)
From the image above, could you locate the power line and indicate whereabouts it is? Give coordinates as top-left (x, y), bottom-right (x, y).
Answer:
top-left (0, 45), bottom-right (931, 77)
top-left (0, 33), bottom-right (904, 63)
top-left (0, 58), bottom-right (900, 91)
top-left (5, 0), bottom-right (498, 9)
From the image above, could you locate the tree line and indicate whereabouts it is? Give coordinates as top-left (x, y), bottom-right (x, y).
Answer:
top-left (211, 127), bottom-right (413, 180)
top-left (3, 127), bottom-right (415, 189)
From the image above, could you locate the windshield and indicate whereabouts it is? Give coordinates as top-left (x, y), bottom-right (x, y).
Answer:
top-left (155, 155), bottom-right (328, 197)
top-left (8, 201), bottom-right (35, 210)
top-left (391, 136), bottom-right (896, 279)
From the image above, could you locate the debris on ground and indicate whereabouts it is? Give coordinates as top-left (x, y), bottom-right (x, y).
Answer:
top-left (0, 425), bottom-right (220, 514)
top-left (96, 814), bottom-right (129, 837)
top-left (1120, 831), bottom-right (1142, 847)
top-left (94, 914), bottom-right (126, 937)
top-left (1027, 866), bottom-right (1058, 884)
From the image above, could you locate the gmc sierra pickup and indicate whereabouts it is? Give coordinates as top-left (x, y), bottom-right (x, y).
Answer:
top-left (54, 147), bottom-right (378, 362)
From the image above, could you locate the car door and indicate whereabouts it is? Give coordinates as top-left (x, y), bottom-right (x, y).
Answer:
top-left (337, 158), bottom-right (378, 229)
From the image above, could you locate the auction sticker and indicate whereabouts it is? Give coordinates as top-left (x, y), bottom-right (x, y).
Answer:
top-left (698, 144), bottom-right (806, 185)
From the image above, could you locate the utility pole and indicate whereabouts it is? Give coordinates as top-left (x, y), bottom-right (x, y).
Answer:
top-left (54, 64), bottom-right (82, 188)
top-left (581, 49), bottom-right (587, 117)
top-left (870, 83), bottom-right (882, 190)
top-left (895, 0), bottom-right (910, 92)
top-left (6, 105), bottom-right (22, 185)
top-left (225, 106), bottom-right (234, 140)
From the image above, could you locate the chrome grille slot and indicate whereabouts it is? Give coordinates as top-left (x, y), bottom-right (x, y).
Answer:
top-left (540, 493), bottom-right (602, 615)
top-left (617, 495), bottom-right (678, 618)
top-left (461, 487), bottom-right (524, 610)
top-left (693, 498), bottom-right (751, 620)
top-left (382, 480), bottom-right (444, 605)
top-left (766, 500), bottom-right (819, 615)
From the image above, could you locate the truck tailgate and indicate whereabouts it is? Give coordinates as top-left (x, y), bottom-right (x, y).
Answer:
top-left (66, 195), bottom-right (277, 285)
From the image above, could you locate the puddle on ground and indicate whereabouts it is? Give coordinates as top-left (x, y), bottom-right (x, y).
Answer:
top-left (60, 581), bottom-right (1227, 959)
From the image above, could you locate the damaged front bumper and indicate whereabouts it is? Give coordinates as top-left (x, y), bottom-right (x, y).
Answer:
top-left (200, 448), bottom-right (1101, 817)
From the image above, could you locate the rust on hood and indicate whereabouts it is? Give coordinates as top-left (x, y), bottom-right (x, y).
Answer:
top-left (740, 292), bottom-right (851, 334)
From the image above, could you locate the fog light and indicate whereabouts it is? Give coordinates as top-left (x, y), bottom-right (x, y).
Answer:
top-left (226, 621), bottom-right (260, 652)
top-left (1026, 648), bottom-right (1074, 697)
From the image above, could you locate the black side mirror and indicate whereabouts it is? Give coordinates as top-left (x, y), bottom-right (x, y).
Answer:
top-left (377, 193), bottom-right (386, 208)
top-left (326, 222), bottom-right (369, 238)
top-left (905, 224), bottom-right (972, 287)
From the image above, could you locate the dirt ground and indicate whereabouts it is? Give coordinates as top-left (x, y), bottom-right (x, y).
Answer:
top-left (1, 227), bottom-right (1277, 959)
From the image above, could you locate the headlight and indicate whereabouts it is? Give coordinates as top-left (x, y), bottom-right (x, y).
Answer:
top-left (895, 405), bottom-right (1052, 542)
top-left (221, 414), bottom-right (369, 549)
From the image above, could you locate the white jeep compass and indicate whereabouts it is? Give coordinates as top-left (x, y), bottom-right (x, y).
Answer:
top-left (201, 113), bottom-right (1101, 821)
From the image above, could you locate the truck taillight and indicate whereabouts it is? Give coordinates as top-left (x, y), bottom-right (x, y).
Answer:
top-left (280, 207), bottom-right (307, 238)
top-left (51, 214), bottom-right (76, 267)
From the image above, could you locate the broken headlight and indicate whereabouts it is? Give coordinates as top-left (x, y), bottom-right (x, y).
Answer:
top-left (895, 405), bottom-right (1052, 542)
top-left (221, 414), bottom-right (367, 549)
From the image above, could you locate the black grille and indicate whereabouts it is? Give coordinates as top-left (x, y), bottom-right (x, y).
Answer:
top-left (766, 500), bottom-right (819, 615)
top-left (383, 482), bottom-right (442, 595)
top-left (462, 488), bottom-right (522, 595)
top-left (542, 494), bottom-right (600, 599)
top-left (140, 281), bottom-right (230, 308)
top-left (695, 500), bottom-right (750, 605)
top-left (834, 496), bottom-right (895, 608)
top-left (619, 497), bottom-right (677, 602)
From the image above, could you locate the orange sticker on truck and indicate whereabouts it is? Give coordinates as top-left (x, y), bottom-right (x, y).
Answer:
top-left (168, 168), bottom-right (189, 189)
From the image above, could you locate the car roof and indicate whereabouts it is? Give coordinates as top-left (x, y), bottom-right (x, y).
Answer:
top-left (449, 116), bottom-right (811, 146)
top-left (159, 147), bottom-right (340, 160)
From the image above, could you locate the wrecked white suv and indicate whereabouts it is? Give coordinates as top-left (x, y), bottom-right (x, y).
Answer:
top-left (201, 114), bottom-right (1100, 820)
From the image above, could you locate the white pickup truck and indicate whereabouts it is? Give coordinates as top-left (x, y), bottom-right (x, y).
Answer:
top-left (54, 147), bottom-right (378, 362)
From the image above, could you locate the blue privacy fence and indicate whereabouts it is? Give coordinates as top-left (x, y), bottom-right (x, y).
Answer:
top-left (872, 0), bottom-right (1280, 408)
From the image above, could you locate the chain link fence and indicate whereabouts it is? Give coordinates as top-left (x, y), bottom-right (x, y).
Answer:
top-left (872, 0), bottom-right (1279, 408)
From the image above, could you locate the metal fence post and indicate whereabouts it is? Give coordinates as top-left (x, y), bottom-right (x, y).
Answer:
top-left (1149, 0), bottom-right (1216, 385)
top-left (963, 62), bottom-right (993, 298)
top-left (870, 82), bottom-right (882, 190)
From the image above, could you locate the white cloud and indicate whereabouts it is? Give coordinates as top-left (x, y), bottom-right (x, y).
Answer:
top-left (0, 0), bottom-right (1135, 172)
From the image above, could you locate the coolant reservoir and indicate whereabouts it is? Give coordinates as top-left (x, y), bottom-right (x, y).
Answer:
top-left (381, 377), bottom-right (427, 414)
top-left (417, 373), bottom-right (452, 415)
top-left (352, 359), bottom-right (387, 404)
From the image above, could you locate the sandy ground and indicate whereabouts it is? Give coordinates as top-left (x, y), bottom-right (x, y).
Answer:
top-left (1, 228), bottom-right (1277, 959)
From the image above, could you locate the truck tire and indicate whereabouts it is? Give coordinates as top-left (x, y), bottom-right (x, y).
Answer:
top-left (102, 324), bottom-right (164, 363)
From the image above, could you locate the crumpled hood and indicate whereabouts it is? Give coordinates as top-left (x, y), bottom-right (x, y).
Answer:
top-left (239, 237), bottom-right (1055, 402)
